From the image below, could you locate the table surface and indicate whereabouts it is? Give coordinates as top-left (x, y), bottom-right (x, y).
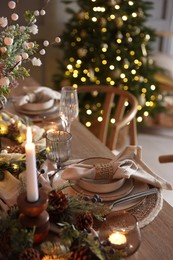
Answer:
top-left (6, 80), bottom-right (173, 259)
top-left (71, 121), bottom-right (173, 260)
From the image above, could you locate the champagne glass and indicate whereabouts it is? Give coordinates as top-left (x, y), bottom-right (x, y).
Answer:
top-left (59, 86), bottom-right (79, 132)
top-left (46, 130), bottom-right (72, 172)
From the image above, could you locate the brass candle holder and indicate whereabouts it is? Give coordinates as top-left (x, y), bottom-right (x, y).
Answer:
top-left (17, 190), bottom-right (50, 244)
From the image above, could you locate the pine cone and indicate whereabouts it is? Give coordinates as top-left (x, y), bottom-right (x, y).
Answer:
top-left (48, 190), bottom-right (67, 221)
top-left (70, 246), bottom-right (93, 260)
top-left (7, 122), bottom-right (20, 141)
top-left (19, 247), bottom-right (40, 260)
top-left (7, 145), bottom-right (25, 154)
top-left (76, 213), bottom-right (94, 231)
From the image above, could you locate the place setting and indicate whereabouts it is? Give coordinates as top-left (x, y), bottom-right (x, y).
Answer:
top-left (11, 85), bottom-right (61, 122)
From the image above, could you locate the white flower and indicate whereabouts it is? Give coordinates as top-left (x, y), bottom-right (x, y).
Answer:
top-left (0, 77), bottom-right (10, 86)
top-left (4, 37), bottom-right (13, 46)
top-left (15, 55), bottom-right (22, 62)
top-left (43, 40), bottom-right (49, 47)
top-left (31, 57), bottom-right (42, 66)
top-left (28, 42), bottom-right (35, 48)
top-left (0, 47), bottom-right (7, 53)
top-left (8, 1), bottom-right (16, 9)
top-left (55, 37), bottom-right (61, 43)
top-left (29, 24), bottom-right (38, 35)
top-left (40, 49), bottom-right (46, 55)
top-left (11, 13), bottom-right (19, 21)
top-left (34, 10), bottom-right (40, 16)
top-left (22, 53), bottom-right (29, 59)
top-left (0, 17), bottom-right (8, 27)
top-left (40, 10), bottom-right (46, 16)
top-left (20, 26), bottom-right (26, 32)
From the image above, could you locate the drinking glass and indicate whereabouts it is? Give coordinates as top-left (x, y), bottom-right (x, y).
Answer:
top-left (59, 86), bottom-right (79, 132)
top-left (99, 211), bottom-right (141, 257)
top-left (46, 130), bottom-right (72, 171)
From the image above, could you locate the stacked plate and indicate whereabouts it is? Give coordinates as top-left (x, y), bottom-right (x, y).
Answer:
top-left (70, 158), bottom-right (148, 211)
top-left (13, 86), bottom-right (60, 119)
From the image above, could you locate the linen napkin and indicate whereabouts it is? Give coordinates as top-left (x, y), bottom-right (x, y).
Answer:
top-left (61, 159), bottom-right (173, 190)
top-left (16, 86), bottom-right (61, 106)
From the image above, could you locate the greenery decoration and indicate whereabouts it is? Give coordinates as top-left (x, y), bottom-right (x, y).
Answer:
top-left (0, 0), bottom-right (60, 98)
top-left (53, 0), bottom-right (164, 127)
top-left (0, 189), bottom-right (125, 260)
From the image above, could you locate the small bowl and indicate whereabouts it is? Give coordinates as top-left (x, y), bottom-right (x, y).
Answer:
top-left (76, 177), bottom-right (125, 193)
top-left (22, 98), bottom-right (54, 111)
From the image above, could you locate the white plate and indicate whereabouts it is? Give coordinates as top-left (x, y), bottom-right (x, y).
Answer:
top-left (76, 178), bottom-right (125, 193)
top-left (14, 100), bottom-right (59, 116)
top-left (21, 98), bottom-right (54, 111)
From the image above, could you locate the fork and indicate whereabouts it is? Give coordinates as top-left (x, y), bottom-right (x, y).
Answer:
top-left (109, 187), bottom-right (158, 210)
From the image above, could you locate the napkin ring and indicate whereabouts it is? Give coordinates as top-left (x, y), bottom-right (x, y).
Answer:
top-left (95, 163), bottom-right (114, 179)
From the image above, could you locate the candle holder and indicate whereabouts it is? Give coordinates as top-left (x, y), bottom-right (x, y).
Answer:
top-left (99, 211), bottom-right (141, 257)
top-left (17, 190), bottom-right (50, 244)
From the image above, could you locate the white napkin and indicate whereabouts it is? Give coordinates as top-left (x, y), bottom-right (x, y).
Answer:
top-left (61, 159), bottom-right (173, 190)
top-left (17, 86), bottom-right (61, 106)
top-left (0, 171), bottom-right (22, 207)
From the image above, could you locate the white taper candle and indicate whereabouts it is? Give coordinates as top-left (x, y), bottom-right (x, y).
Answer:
top-left (25, 126), bottom-right (39, 202)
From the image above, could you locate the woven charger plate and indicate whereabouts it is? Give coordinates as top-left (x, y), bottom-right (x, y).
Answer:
top-left (127, 188), bottom-right (163, 228)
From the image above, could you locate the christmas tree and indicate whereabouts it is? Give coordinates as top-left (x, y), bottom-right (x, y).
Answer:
top-left (53, 0), bottom-right (163, 127)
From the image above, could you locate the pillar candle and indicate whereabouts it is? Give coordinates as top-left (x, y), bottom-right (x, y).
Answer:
top-left (25, 126), bottom-right (39, 202)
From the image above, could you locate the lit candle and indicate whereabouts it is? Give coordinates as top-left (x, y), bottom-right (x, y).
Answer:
top-left (25, 126), bottom-right (39, 202)
top-left (109, 231), bottom-right (127, 247)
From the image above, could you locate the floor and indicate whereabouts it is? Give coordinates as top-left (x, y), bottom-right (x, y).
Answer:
top-left (137, 131), bottom-right (173, 207)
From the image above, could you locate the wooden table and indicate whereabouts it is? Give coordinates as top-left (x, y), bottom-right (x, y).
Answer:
top-left (71, 121), bottom-right (173, 260)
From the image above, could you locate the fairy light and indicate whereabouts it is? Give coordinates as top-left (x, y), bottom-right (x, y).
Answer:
top-left (98, 116), bottom-right (103, 122)
top-left (128, 1), bottom-right (134, 5)
top-left (102, 28), bottom-right (107, 32)
top-left (132, 12), bottom-right (137, 17)
top-left (120, 73), bottom-right (125, 79)
top-left (115, 5), bottom-right (120, 10)
top-left (116, 56), bottom-right (121, 61)
top-left (67, 64), bottom-right (73, 70)
top-left (110, 80), bottom-right (115, 85)
top-left (137, 116), bottom-right (143, 123)
top-left (151, 84), bottom-right (156, 90)
top-left (110, 118), bottom-right (116, 124)
top-left (92, 17), bottom-right (97, 22)
top-left (110, 14), bottom-right (115, 19)
top-left (144, 111), bottom-right (149, 116)
top-left (123, 78), bottom-right (128, 83)
top-left (122, 15), bottom-right (128, 21)
top-left (86, 122), bottom-right (91, 127)
top-left (86, 109), bottom-right (92, 115)
top-left (109, 65), bottom-right (115, 70)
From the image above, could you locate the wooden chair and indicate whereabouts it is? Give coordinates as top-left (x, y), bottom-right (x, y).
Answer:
top-left (77, 85), bottom-right (138, 151)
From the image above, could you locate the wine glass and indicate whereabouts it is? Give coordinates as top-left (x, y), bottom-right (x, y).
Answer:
top-left (46, 130), bottom-right (72, 173)
top-left (59, 86), bottom-right (79, 132)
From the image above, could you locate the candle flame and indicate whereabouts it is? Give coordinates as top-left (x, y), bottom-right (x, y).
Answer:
top-left (26, 126), bottom-right (32, 143)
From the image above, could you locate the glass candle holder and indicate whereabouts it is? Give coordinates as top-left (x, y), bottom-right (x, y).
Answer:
top-left (46, 130), bottom-right (72, 170)
top-left (99, 211), bottom-right (141, 257)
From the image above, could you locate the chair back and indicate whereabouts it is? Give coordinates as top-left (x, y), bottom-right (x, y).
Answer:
top-left (77, 85), bottom-right (138, 151)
